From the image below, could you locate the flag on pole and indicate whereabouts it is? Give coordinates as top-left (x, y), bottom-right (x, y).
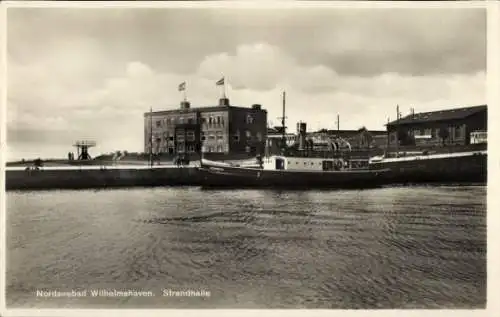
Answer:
top-left (216, 77), bottom-right (225, 86)
top-left (178, 82), bottom-right (186, 91)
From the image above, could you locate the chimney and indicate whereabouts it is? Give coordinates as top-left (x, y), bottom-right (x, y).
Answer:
top-left (297, 121), bottom-right (307, 151)
top-left (219, 98), bottom-right (230, 106)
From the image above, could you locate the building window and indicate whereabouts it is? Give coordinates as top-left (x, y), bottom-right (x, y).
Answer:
top-left (208, 133), bottom-right (216, 140)
top-left (156, 120), bottom-right (161, 128)
top-left (455, 126), bottom-right (461, 138)
top-left (179, 117), bottom-right (184, 124)
top-left (217, 117), bottom-right (221, 125)
top-left (246, 130), bottom-right (252, 138)
top-left (169, 136), bottom-right (174, 141)
top-left (256, 132), bottom-right (263, 141)
top-left (201, 132), bottom-right (206, 141)
top-left (246, 115), bottom-right (254, 124)
top-left (245, 146), bottom-right (251, 153)
top-left (233, 130), bottom-right (240, 142)
top-left (216, 131), bottom-right (224, 142)
top-left (187, 131), bottom-right (195, 141)
top-left (177, 134), bottom-right (185, 142)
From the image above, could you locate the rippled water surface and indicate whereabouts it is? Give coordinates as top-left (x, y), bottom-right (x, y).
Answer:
top-left (6, 186), bottom-right (486, 308)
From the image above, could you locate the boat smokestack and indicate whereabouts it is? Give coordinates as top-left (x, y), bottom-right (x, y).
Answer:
top-left (180, 101), bottom-right (191, 109)
top-left (297, 121), bottom-right (307, 151)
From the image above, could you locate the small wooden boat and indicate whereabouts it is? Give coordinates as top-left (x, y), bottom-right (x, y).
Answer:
top-left (197, 155), bottom-right (391, 189)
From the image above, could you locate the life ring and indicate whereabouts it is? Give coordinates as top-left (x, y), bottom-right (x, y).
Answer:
top-left (334, 159), bottom-right (343, 171)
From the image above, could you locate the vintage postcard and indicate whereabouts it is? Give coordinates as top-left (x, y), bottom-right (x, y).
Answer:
top-left (0, 1), bottom-right (497, 317)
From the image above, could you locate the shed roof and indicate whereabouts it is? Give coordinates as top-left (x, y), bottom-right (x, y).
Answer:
top-left (387, 104), bottom-right (486, 126)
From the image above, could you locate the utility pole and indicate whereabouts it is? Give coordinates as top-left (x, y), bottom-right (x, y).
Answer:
top-left (396, 105), bottom-right (400, 156)
top-left (149, 107), bottom-right (153, 167)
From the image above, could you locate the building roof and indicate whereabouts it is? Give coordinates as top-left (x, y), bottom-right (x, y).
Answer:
top-left (145, 104), bottom-right (266, 116)
top-left (387, 104), bottom-right (487, 126)
top-left (311, 129), bottom-right (386, 135)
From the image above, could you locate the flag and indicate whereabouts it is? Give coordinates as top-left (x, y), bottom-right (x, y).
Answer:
top-left (216, 77), bottom-right (225, 86)
top-left (178, 82), bottom-right (186, 91)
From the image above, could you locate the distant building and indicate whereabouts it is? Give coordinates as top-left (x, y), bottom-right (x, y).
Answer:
top-left (386, 104), bottom-right (487, 147)
top-left (144, 98), bottom-right (268, 156)
top-left (308, 128), bottom-right (387, 149)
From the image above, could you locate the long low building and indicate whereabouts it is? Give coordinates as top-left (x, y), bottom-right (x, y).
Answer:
top-left (386, 104), bottom-right (487, 147)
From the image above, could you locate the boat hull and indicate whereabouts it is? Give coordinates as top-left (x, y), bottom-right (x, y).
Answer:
top-left (197, 164), bottom-right (391, 189)
top-left (369, 151), bottom-right (487, 184)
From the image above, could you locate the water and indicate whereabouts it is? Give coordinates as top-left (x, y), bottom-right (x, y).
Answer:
top-left (6, 186), bottom-right (486, 309)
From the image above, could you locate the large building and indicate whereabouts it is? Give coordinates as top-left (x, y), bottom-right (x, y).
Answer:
top-left (386, 104), bottom-right (487, 147)
top-left (144, 98), bottom-right (268, 157)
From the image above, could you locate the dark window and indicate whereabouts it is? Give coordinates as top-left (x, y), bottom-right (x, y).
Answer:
top-left (156, 120), bottom-right (161, 128)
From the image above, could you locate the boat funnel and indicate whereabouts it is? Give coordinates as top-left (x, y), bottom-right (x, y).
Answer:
top-left (297, 122), bottom-right (307, 151)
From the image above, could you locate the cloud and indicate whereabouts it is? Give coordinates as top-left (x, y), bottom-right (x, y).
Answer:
top-left (6, 7), bottom-right (486, 160)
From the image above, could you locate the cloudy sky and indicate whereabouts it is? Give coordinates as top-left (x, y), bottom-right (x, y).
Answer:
top-left (6, 5), bottom-right (486, 160)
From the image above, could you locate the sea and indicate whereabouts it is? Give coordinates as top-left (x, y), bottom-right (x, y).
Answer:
top-left (5, 185), bottom-right (486, 309)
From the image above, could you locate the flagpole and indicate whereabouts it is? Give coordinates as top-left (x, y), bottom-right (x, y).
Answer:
top-left (224, 77), bottom-right (227, 99)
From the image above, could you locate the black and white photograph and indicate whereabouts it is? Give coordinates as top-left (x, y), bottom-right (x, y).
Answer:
top-left (1, 0), bottom-right (493, 314)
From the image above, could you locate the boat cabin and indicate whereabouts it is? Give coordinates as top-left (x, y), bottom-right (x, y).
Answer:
top-left (262, 155), bottom-right (367, 171)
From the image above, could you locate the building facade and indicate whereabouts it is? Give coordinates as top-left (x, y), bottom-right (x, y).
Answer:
top-left (144, 98), bottom-right (267, 157)
top-left (386, 105), bottom-right (487, 147)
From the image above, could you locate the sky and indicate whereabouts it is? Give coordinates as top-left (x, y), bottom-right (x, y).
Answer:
top-left (5, 5), bottom-right (486, 161)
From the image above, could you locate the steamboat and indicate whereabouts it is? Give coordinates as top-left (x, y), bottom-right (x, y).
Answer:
top-left (197, 92), bottom-right (391, 189)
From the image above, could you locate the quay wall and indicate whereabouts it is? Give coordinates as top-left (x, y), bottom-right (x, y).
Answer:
top-left (6, 166), bottom-right (200, 191)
